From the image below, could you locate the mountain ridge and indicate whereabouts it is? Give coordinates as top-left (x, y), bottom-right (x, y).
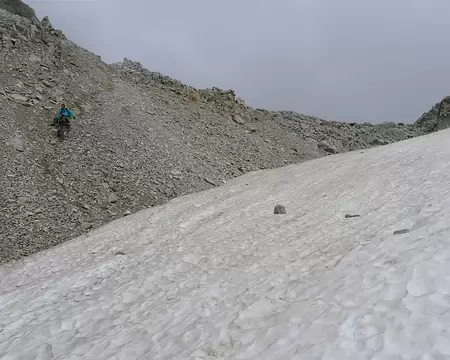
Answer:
top-left (0, 2), bottom-right (447, 262)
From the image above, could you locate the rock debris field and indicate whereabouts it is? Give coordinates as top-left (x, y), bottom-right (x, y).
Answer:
top-left (1, 3), bottom-right (447, 263)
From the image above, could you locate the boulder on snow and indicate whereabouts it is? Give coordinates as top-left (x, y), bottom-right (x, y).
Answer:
top-left (274, 205), bottom-right (287, 214)
top-left (393, 228), bottom-right (409, 235)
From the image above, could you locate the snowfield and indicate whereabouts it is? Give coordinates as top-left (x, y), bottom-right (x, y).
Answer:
top-left (2, 129), bottom-right (450, 359)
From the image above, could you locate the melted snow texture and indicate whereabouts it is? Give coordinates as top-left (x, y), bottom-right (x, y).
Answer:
top-left (2, 130), bottom-right (450, 359)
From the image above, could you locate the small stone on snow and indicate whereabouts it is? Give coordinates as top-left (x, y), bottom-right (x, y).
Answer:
top-left (274, 205), bottom-right (287, 214)
top-left (393, 228), bottom-right (409, 235)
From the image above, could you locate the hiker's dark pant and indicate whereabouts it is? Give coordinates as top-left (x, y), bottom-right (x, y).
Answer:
top-left (53, 116), bottom-right (71, 128)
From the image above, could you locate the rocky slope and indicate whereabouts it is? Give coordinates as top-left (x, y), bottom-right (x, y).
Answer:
top-left (0, 0), bottom-right (38, 23)
top-left (0, 3), bottom-right (442, 263)
top-left (415, 95), bottom-right (450, 132)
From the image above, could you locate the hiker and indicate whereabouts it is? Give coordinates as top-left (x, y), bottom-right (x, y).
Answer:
top-left (55, 103), bottom-right (76, 122)
top-left (51, 103), bottom-right (77, 128)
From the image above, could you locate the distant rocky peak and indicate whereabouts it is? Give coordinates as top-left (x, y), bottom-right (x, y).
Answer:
top-left (0, 0), bottom-right (39, 23)
top-left (415, 95), bottom-right (450, 132)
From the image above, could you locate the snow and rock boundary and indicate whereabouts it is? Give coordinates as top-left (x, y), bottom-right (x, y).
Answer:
top-left (2, 129), bottom-right (450, 358)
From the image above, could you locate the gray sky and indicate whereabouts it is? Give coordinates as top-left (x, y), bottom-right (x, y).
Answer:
top-left (27, 0), bottom-right (450, 123)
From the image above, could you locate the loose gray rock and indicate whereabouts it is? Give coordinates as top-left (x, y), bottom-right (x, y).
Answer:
top-left (170, 169), bottom-right (182, 177)
top-left (108, 193), bottom-right (119, 203)
top-left (81, 222), bottom-right (94, 230)
top-left (29, 54), bottom-right (41, 62)
top-left (123, 210), bottom-right (132, 216)
top-left (393, 228), bottom-right (409, 235)
top-left (369, 137), bottom-right (389, 146)
top-left (230, 114), bottom-right (245, 125)
top-left (274, 205), bottom-right (287, 214)
top-left (318, 140), bottom-right (337, 154)
top-left (203, 178), bottom-right (216, 186)
top-left (41, 16), bottom-right (54, 29)
top-left (10, 93), bottom-right (28, 102)
top-left (6, 135), bottom-right (25, 152)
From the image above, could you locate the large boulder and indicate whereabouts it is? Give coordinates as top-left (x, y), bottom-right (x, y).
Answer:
top-left (40, 15), bottom-right (53, 30)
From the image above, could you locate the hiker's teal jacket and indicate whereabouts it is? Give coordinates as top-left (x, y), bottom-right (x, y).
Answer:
top-left (58, 108), bottom-right (76, 119)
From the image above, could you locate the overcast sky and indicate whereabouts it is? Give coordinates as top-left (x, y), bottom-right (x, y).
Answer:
top-left (26, 0), bottom-right (450, 123)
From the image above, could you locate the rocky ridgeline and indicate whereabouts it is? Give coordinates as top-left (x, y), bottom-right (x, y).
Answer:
top-left (112, 57), bottom-right (434, 153)
top-left (415, 95), bottom-right (450, 132)
top-left (0, 2), bottom-right (445, 263)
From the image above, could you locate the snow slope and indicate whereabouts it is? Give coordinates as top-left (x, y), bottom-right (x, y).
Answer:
top-left (2, 129), bottom-right (450, 360)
